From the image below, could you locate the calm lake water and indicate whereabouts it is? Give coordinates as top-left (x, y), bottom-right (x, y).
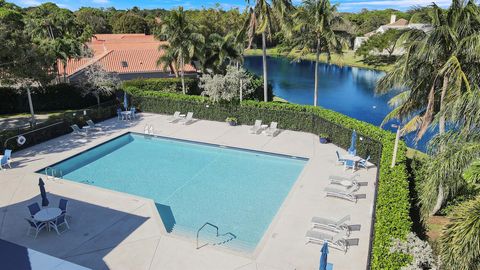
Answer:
top-left (244, 56), bottom-right (432, 151)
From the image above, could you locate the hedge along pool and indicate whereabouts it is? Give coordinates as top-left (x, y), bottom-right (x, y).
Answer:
top-left (244, 56), bottom-right (434, 152)
top-left (41, 133), bottom-right (308, 253)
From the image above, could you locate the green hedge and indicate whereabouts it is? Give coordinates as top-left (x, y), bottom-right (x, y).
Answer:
top-left (0, 84), bottom-right (114, 114)
top-left (127, 88), bottom-right (412, 269)
top-left (0, 102), bottom-right (118, 152)
top-left (122, 78), bottom-right (202, 95)
top-left (122, 72), bottom-right (274, 102)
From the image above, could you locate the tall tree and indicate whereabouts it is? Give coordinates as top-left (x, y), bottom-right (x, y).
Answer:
top-left (25, 3), bottom-right (92, 82)
top-left (290, 0), bottom-right (346, 106)
top-left (155, 7), bottom-right (204, 94)
top-left (244, 0), bottom-right (293, 102)
top-left (197, 33), bottom-right (242, 74)
top-left (112, 12), bottom-right (149, 34)
top-left (377, 0), bottom-right (480, 215)
top-left (75, 7), bottom-right (112, 34)
top-left (80, 63), bottom-right (120, 105)
top-left (0, 2), bottom-right (55, 126)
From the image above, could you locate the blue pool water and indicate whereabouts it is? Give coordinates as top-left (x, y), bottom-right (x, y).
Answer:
top-left (47, 133), bottom-right (307, 252)
top-left (244, 56), bottom-right (433, 151)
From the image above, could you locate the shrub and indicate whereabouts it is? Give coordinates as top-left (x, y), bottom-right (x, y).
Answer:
top-left (122, 77), bottom-right (201, 95)
top-left (0, 84), bottom-right (114, 114)
top-left (127, 88), bottom-right (412, 269)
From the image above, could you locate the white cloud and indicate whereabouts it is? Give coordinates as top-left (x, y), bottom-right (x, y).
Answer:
top-left (18, 0), bottom-right (41, 6)
top-left (91, 0), bottom-right (110, 4)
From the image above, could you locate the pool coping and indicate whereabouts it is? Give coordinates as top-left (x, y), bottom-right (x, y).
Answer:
top-left (34, 131), bottom-right (311, 259)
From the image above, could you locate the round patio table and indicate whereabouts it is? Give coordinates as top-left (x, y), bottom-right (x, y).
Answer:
top-left (34, 208), bottom-right (61, 230)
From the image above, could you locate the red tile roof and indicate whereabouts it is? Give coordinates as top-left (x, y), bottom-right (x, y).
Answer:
top-left (59, 34), bottom-right (196, 78)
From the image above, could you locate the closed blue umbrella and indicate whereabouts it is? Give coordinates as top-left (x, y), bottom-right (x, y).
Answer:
top-left (123, 92), bottom-right (128, 110)
top-left (38, 178), bottom-right (49, 207)
top-left (348, 130), bottom-right (357, 155)
top-left (319, 241), bottom-right (329, 270)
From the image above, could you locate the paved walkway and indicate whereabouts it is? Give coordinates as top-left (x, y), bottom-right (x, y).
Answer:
top-left (0, 113), bottom-right (377, 270)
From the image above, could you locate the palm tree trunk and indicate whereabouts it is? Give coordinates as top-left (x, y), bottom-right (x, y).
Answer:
top-left (181, 57), bottom-right (186, 95)
top-left (261, 32), bottom-right (268, 102)
top-left (314, 38), bottom-right (321, 107)
top-left (439, 76), bottom-right (449, 135)
top-left (431, 76), bottom-right (450, 216)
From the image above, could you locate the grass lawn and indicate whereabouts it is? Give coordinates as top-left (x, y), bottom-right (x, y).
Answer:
top-left (245, 48), bottom-right (393, 72)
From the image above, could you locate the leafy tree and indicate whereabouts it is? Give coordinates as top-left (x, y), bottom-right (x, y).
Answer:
top-left (439, 195), bottom-right (480, 269)
top-left (390, 232), bottom-right (438, 270)
top-left (290, 0), bottom-right (346, 106)
top-left (342, 9), bottom-right (410, 36)
top-left (156, 7), bottom-right (204, 94)
top-left (112, 12), bottom-right (148, 34)
top-left (377, 0), bottom-right (480, 216)
top-left (356, 29), bottom-right (404, 58)
top-left (75, 7), bottom-right (112, 34)
top-left (200, 66), bottom-right (254, 103)
top-left (80, 63), bottom-right (120, 105)
top-left (25, 3), bottom-right (92, 82)
top-left (244, 0), bottom-right (293, 102)
top-left (197, 33), bottom-right (242, 74)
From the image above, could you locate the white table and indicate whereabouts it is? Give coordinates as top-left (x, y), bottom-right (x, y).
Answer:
top-left (121, 111), bottom-right (132, 120)
top-left (34, 208), bottom-right (61, 230)
top-left (343, 155), bottom-right (362, 162)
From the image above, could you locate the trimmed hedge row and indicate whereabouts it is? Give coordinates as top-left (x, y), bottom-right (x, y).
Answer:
top-left (0, 84), bottom-right (113, 114)
top-left (122, 78), bottom-right (202, 95)
top-left (127, 88), bottom-right (412, 269)
top-left (0, 102), bottom-right (118, 152)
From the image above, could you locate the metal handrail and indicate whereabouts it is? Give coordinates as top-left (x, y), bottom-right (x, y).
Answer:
top-left (44, 167), bottom-right (63, 180)
top-left (3, 121), bottom-right (64, 148)
top-left (196, 222), bottom-right (219, 249)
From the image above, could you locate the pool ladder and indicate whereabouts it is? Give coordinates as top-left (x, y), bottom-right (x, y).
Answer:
top-left (196, 222), bottom-right (236, 250)
top-left (44, 167), bottom-right (63, 180)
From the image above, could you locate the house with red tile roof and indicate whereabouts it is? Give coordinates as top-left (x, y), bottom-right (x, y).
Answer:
top-left (58, 34), bottom-right (197, 82)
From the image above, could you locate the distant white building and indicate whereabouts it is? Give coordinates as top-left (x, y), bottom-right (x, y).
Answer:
top-left (353, 15), bottom-right (432, 51)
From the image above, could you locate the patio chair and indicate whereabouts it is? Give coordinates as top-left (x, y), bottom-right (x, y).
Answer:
top-left (305, 230), bottom-right (349, 253)
top-left (117, 108), bottom-right (123, 120)
top-left (130, 107), bottom-right (137, 119)
top-left (324, 186), bottom-right (358, 203)
top-left (27, 203), bottom-right (41, 218)
top-left (358, 156), bottom-right (371, 170)
top-left (265, 122), bottom-right (278, 137)
top-left (168, 111), bottom-right (182, 123)
top-left (344, 159), bottom-right (356, 171)
top-left (250, 120), bottom-right (262, 134)
top-left (86, 120), bottom-right (101, 131)
top-left (59, 198), bottom-right (69, 218)
top-left (70, 124), bottom-right (87, 137)
top-left (49, 214), bottom-right (70, 235)
top-left (329, 174), bottom-right (360, 183)
top-left (311, 215), bottom-right (351, 235)
top-left (179, 112), bottom-right (195, 125)
top-left (0, 149), bottom-right (12, 169)
top-left (25, 218), bottom-right (47, 239)
top-left (335, 151), bottom-right (347, 165)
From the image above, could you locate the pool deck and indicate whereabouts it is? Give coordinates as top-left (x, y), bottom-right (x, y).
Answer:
top-left (0, 113), bottom-right (378, 270)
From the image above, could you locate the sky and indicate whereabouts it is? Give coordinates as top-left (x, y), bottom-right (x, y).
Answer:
top-left (11, 0), bottom-right (453, 12)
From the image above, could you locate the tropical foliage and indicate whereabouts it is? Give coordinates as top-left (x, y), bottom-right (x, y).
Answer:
top-left (199, 66), bottom-right (254, 102)
top-left (80, 63), bottom-right (120, 105)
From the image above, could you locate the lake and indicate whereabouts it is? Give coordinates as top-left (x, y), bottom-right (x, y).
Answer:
top-left (244, 56), bottom-right (432, 151)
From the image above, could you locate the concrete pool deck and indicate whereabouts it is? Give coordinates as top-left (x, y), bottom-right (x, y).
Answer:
top-left (0, 113), bottom-right (378, 270)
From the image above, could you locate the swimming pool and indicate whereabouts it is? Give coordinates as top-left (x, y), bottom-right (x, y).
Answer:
top-left (44, 133), bottom-right (307, 252)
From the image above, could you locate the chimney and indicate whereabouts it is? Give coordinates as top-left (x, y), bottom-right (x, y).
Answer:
top-left (390, 14), bottom-right (397, 24)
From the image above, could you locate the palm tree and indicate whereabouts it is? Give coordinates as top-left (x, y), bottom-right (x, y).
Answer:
top-left (197, 33), bottom-right (242, 74)
top-left (244, 0), bottom-right (293, 102)
top-left (377, 0), bottom-right (480, 215)
top-left (290, 0), bottom-right (346, 106)
top-left (439, 194), bottom-right (480, 269)
top-left (156, 7), bottom-right (204, 94)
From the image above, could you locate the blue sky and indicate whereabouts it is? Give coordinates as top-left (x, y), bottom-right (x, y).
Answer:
top-left (11, 0), bottom-right (452, 12)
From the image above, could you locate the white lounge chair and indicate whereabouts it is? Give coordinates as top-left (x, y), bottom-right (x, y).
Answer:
top-left (179, 112), bottom-right (195, 125)
top-left (168, 111), bottom-right (181, 123)
top-left (265, 122), bottom-right (278, 136)
top-left (305, 230), bottom-right (350, 253)
top-left (71, 124), bottom-right (87, 136)
top-left (324, 186), bottom-right (358, 203)
top-left (250, 120), bottom-right (262, 134)
top-left (329, 176), bottom-right (360, 191)
top-left (86, 120), bottom-right (101, 131)
top-left (311, 215), bottom-right (351, 235)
